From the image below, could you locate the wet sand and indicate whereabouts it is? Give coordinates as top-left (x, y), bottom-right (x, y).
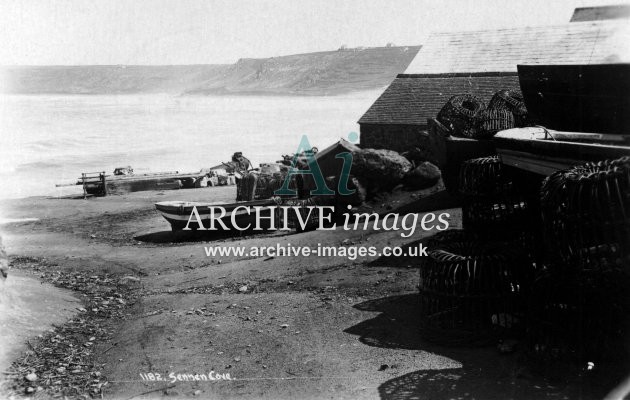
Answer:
top-left (0, 185), bottom-right (621, 399)
top-left (0, 271), bottom-right (80, 372)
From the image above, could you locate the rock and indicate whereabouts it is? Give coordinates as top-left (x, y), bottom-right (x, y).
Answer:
top-left (238, 285), bottom-right (248, 293)
top-left (401, 146), bottom-right (441, 168)
top-left (0, 235), bottom-right (8, 280)
top-left (351, 149), bottom-right (412, 195)
top-left (194, 390), bottom-right (202, 396)
top-left (403, 162), bottom-right (441, 189)
top-left (25, 387), bottom-right (35, 394)
top-left (25, 373), bottom-right (38, 382)
top-left (280, 324), bottom-right (289, 329)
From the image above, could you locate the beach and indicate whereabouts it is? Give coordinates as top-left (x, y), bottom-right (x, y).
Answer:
top-left (0, 185), bottom-right (616, 399)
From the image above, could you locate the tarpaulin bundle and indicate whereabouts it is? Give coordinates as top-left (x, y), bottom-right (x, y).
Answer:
top-left (458, 156), bottom-right (534, 235)
top-left (437, 94), bottom-right (486, 138)
top-left (418, 230), bottom-right (536, 346)
top-left (478, 109), bottom-right (515, 139)
top-left (526, 269), bottom-right (630, 363)
top-left (540, 156), bottom-right (630, 274)
top-left (488, 89), bottom-right (528, 128)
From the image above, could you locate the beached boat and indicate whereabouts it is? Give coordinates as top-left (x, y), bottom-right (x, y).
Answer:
top-left (70, 170), bottom-right (211, 196)
top-left (517, 64), bottom-right (630, 135)
top-left (494, 64), bottom-right (630, 175)
top-left (155, 199), bottom-right (278, 231)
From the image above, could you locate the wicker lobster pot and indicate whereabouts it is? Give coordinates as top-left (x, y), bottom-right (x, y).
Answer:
top-left (477, 109), bottom-right (515, 139)
top-left (279, 197), bottom-right (327, 232)
top-left (418, 230), bottom-right (536, 345)
top-left (488, 89), bottom-right (528, 127)
top-left (437, 95), bottom-right (486, 138)
top-left (254, 172), bottom-right (291, 200)
top-left (540, 156), bottom-right (630, 274)
top-left (459, 156), bottom-right (510, 196)
top-left (526, 270), bottom-right (630, 362)
top-left (236, 172), bottom-right (258, 201)
top-left (459, 156), bottom-right (535, 235)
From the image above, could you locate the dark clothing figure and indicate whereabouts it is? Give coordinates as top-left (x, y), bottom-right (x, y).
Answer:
top-left (231, 152), bottom-right (251, 172)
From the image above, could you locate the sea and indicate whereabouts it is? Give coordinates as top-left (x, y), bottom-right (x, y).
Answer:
top-left (0, 91), bottom-right (381, 200)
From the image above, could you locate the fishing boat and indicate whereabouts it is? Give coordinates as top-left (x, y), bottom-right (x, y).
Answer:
top-left (155, 199), bottom-right (278, 231)
top-left (494, 64), bottom-right (630, 175)
top-left (56, 169), bottom-right (213, 196)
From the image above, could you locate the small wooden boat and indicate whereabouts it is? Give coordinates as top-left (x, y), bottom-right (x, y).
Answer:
top-left (155, 199), bottom-right (278, 231)
top-left (517, 64), bottom-right (630, 135)
top-left (493, 64), bottom-right (630, 176)
top-left (493, 128), bottom-right (630, 175)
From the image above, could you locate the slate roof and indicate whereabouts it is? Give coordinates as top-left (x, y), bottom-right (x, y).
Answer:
top-left (360, 20), bottom-right (629, 126)
top-left (358, 74), bottom-right (520, 126)
top-left (404, 20), bottom-right (630, 74)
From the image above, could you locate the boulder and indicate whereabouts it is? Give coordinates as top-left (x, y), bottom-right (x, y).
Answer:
top-left (403, 162), bottom-right (441, 190)
top-left (351, 149), bottom-right (412, 194)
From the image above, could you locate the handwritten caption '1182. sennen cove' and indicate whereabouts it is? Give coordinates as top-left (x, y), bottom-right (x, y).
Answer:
top-left (139, 371), bottom-right (232, 383)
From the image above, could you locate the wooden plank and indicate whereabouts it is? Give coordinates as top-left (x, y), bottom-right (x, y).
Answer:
top-left (498, 149), bottom-right (582, 175)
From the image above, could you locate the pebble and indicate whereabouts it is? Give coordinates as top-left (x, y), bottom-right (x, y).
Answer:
top-left (25, 373), bottom-right (37, 382)
top-left (194, 390), bottom-right (202, 396)
top-left (238, 285), bottom-right (248, 293)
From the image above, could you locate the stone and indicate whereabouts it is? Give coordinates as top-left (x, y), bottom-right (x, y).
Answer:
top-left (351, 149), bottom-right (412, 195)
top-left (403, 162), bottom-right (441, 190)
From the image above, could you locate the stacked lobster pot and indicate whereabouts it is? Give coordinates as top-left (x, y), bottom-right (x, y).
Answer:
top-left (418, 155), bottom-right (539, 345)
top-left (236, 172), bottom-right (259, 201)
top-left (527, 156), bottom-right (630, 363)
top-left (236, 170), bottom-right (297, 201)
top-left (437, 90), bottom-right (528, 139)
top-left (418, 230), bottom-right (536, 345)
top-left (420, 156), bottom-right (536, 344)
top-left (458, 155), bottom-right (534, 235)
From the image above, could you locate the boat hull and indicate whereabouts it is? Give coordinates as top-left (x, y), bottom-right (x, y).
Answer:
top-left (493, 128), bottom-right (630, 176)
top-left (518, 64), bottom-right (630, 135)
top-left (155, 199), bottom-right (278, 231)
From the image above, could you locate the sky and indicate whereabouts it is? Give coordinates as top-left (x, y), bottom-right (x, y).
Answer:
top-left (0, 0), bottom-right (628, 65)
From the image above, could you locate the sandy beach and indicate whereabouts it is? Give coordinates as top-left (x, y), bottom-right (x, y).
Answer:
top-left (0, 185), bottom-right (619, 399)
